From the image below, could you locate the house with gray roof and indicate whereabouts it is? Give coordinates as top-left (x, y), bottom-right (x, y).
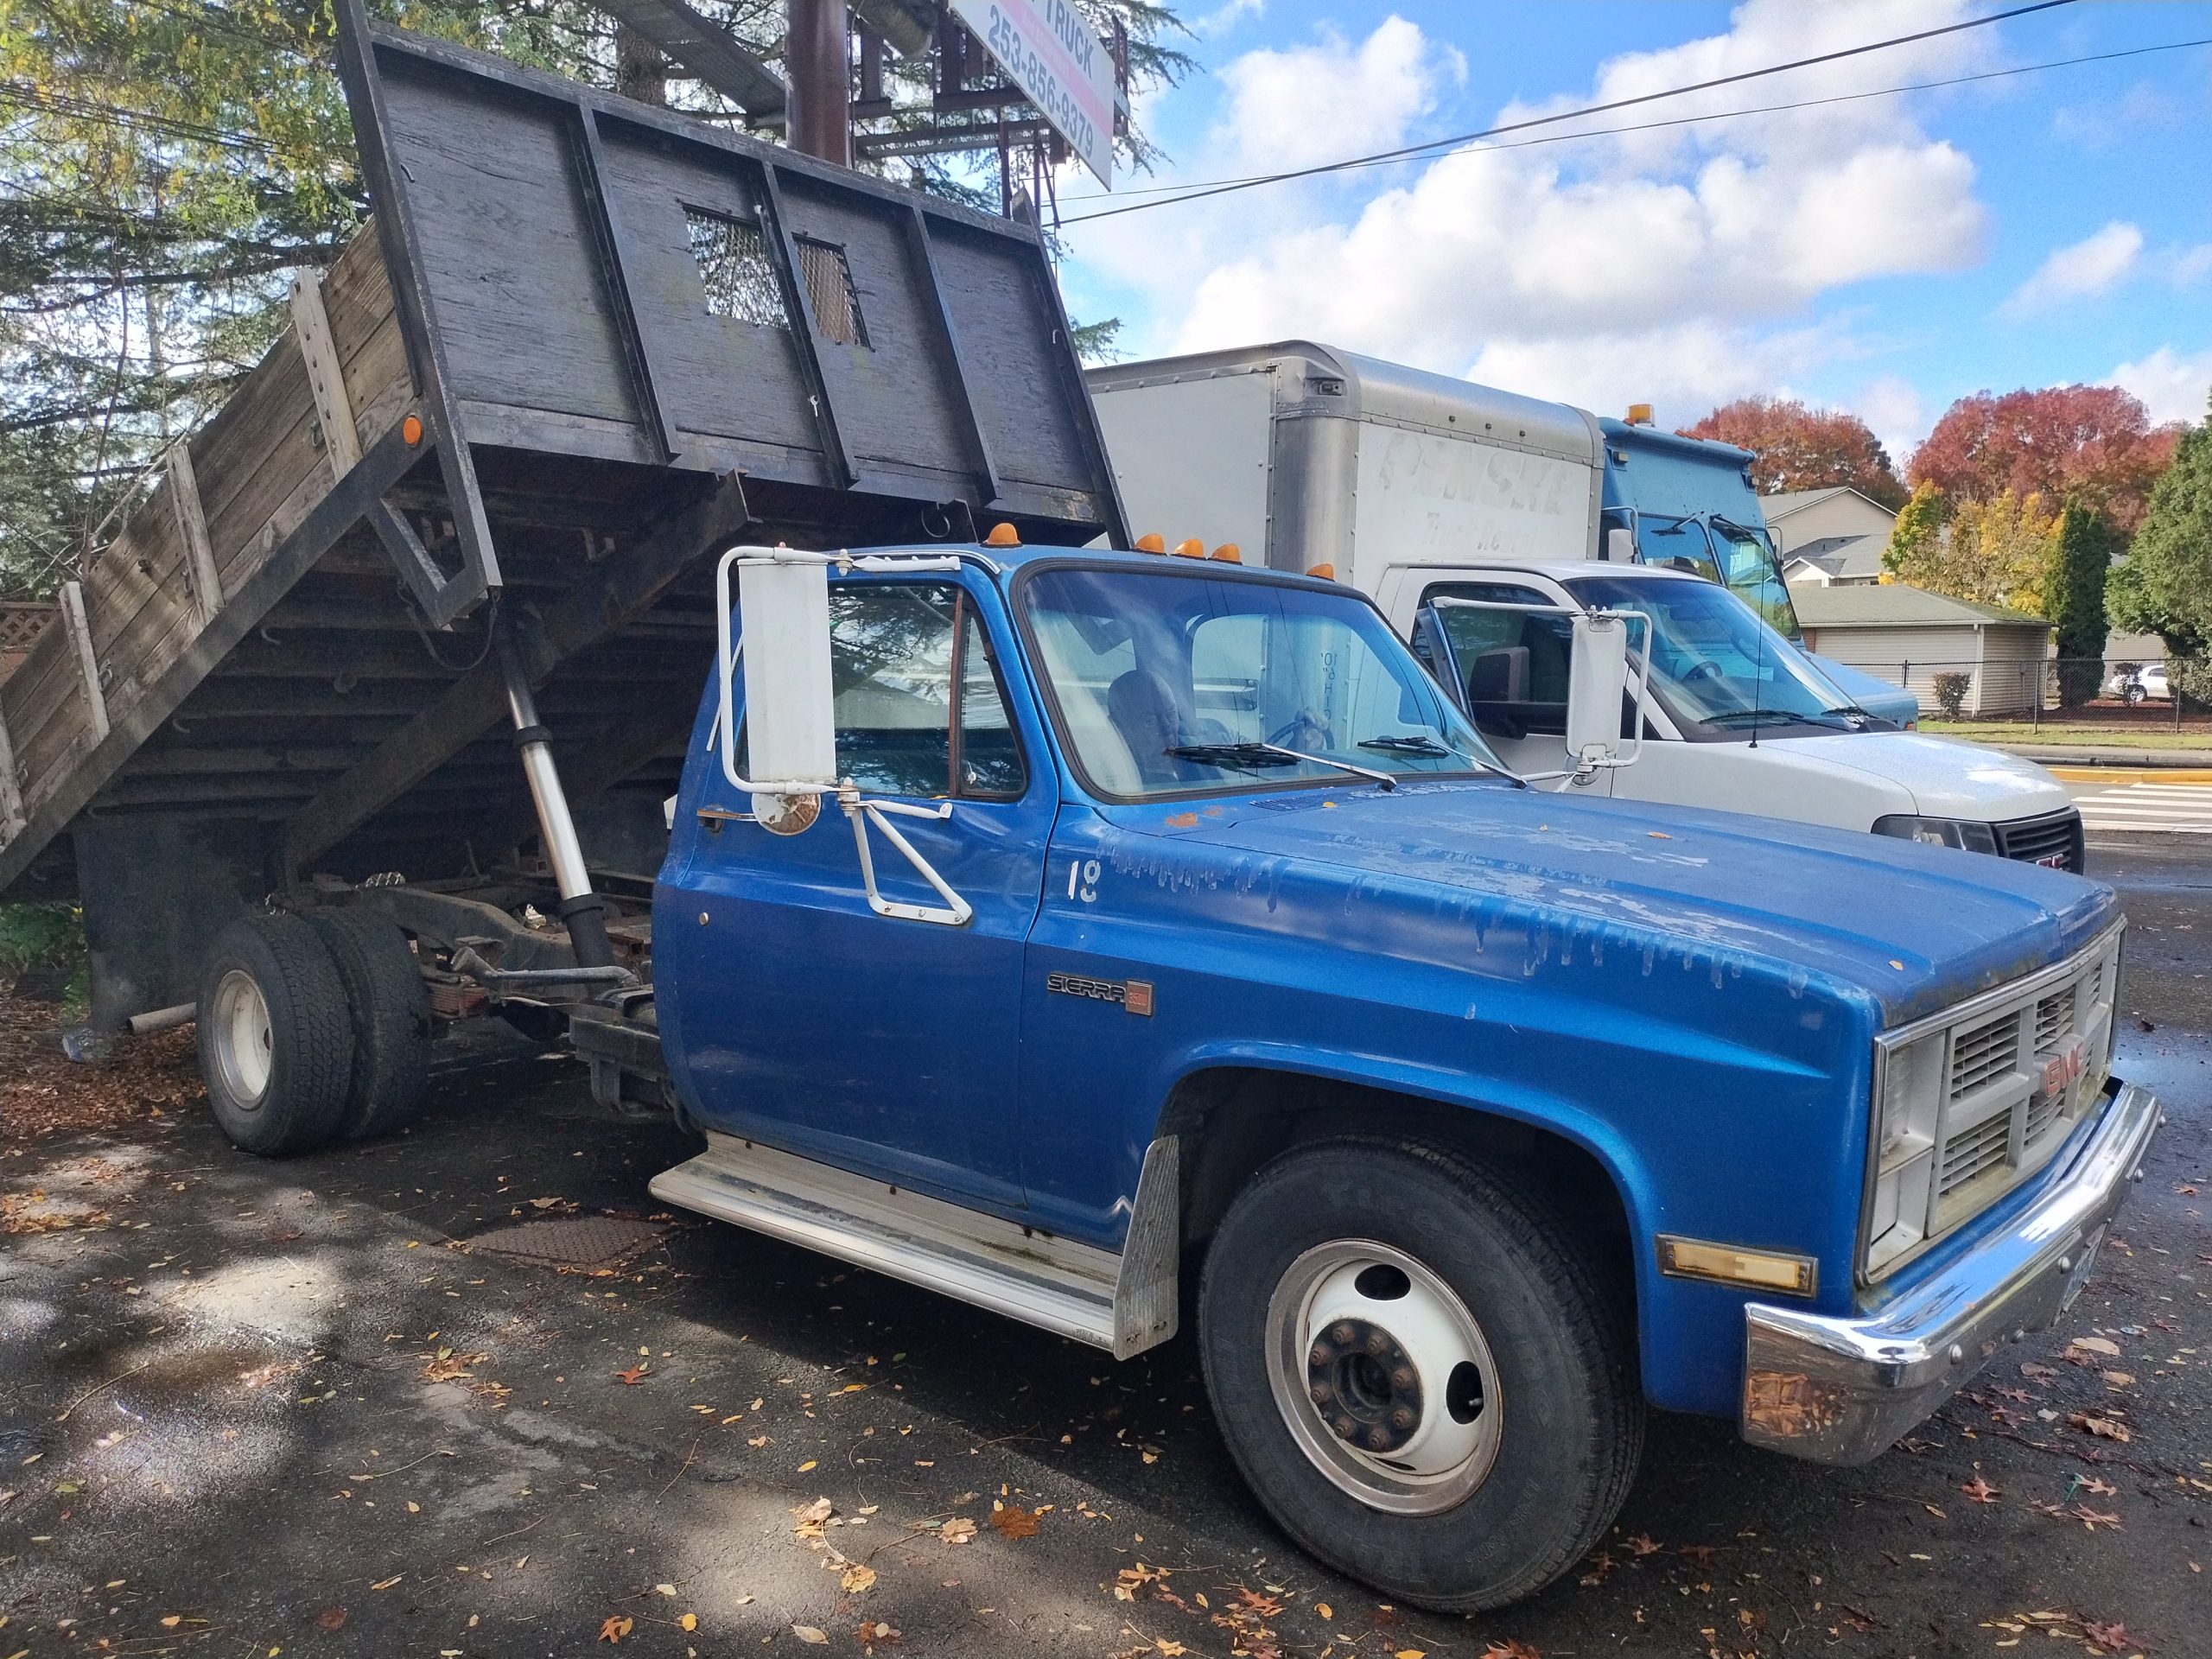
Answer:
top-left (1794, 583), bottom-right (2052, 717)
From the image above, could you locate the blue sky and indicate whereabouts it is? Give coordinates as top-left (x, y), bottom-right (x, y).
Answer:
top-left (1052, 0), bottom-right (2212, 464)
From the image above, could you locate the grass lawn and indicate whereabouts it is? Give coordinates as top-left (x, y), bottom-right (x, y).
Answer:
top-left (1922, 721), bottom-right (2212, 750)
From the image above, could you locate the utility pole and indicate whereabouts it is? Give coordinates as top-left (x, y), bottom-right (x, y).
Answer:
top-left (786, 0), bottom-right (851, 165)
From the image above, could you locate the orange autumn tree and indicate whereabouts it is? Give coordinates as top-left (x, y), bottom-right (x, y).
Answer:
top-left (1678, 397), bottom-right (1907, 507)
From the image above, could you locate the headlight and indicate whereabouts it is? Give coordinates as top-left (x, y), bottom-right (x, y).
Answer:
top-left (1872, 814), bottom-right (1999, 855)
top-left (1864, 1031), bottom-right (1942, 1276)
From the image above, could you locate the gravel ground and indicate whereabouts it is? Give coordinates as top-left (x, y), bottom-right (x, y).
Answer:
top-left (2, 842), bottom-right (2207, 1659)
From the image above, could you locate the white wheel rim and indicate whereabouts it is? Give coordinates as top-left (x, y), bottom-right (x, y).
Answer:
top-left (210, 969), bottom-right (275, 1109)
top-left (1263, 1238), bottom-right (1503, 1515)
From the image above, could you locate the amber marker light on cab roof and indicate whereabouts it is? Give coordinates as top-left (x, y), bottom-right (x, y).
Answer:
top-left (1134, 533), bottom-right (1166, 553)
top-left (1306, 563), bottom-right (1336, 581)
top-left (1210, 543), bottom-right (1242, 563)
top-left (984, 522), bottom-right (1021, 547)
top-left (1173, 538), bottom-right (1205, 559)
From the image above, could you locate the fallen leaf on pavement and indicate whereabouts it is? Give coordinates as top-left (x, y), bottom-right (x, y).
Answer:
top-left (679, 1613), bottom-right (698, 1631)
top-left (1961, 1477), bottom-right (2000, 1503)
top-left (794, 1625), bottom-right (830, 1645)
top-left (1624, 1534), bottom-right (1662, 1556)
top-left (842, 1564), bottom-right (877, 1593)
top-left (856, 1619), bottom-right (899, 1644)
top-left (989, 1504), bottom-right (1039, 1539)
top-left (2082, 1618), bottom-right (2133, 1653)
top-left (598, 1615), bottom-right (632, 1643)
top-left (940, 1516), bottom-right (977, 1545)
top-left (2068, 1336), bottom-right (2121, 1359)
top-left (614, 1364), bottom-right (649, 1386)
top-left (1482, 1643), bottom-right (1541, 1659)
top-left (370, 1575), bottom-right (402, 1592)
top-left (2069, 1413), bottom-right (2132, 1442)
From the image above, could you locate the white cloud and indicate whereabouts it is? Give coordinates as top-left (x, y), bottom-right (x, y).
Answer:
top-left (1854, 373), bottom-right (1930, 465)
top-left (1066, 0), bottom-right (1994, 419)
top-left (2170, 244), bottom-right (2212, 288)
top-left (1198, 0), bottom-right (1264, 35)
top-left (2004, 221), bottom-right (2143, 314)
top-left (1213, 16), bottom-right (1459, 173)
top-left (2107, 347), bottom-right (2212, 427)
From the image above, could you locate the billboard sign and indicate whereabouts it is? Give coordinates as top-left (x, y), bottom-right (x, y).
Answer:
top-left (948, 0), bottom-right (1119, 188)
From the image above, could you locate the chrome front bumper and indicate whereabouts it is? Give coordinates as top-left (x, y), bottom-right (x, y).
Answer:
top-left (1739, 1080), bottom-right (2163, 1465)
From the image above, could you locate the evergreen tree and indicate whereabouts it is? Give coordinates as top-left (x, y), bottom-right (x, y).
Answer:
top-left (2109, 393), bottom-right (2212, 658)
top-left (2049, 503), bottom-right (2112, 706)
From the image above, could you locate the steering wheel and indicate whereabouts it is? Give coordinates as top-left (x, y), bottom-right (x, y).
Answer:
top-left (1268, 710), bottom-right (1332, 747)
top-left (1678, 661), bottom-right (1726, 691)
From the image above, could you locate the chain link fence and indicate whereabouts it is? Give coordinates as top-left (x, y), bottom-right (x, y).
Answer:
top-left (1832, 656), bottom-right (2212, 734)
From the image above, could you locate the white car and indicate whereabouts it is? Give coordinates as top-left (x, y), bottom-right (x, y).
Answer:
top-left (2111, 663), bottom-right (2170, 704)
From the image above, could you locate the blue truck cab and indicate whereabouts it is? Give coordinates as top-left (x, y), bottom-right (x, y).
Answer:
top-left (643, 536), bottom-right (2160, 1611)
top-left (1598, 419), bottom-right (1923, 727)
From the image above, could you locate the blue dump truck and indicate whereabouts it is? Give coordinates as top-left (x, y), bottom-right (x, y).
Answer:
top-left (1597, 416), bottom-right (1924, 726)
top-left (2, 9), bottom-right (2159, 1615)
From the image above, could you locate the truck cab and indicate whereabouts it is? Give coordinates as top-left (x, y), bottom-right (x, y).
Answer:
top-left (1389, 558), bottom-right (2084, 869)
top-left (1596, 417), bottom-right (1923, 728)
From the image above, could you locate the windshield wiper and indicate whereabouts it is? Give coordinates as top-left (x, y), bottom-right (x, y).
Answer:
top-left (1165, 741), bottom-right (1396, 791)
top-left (1357, 734), bottom-right (1520, 784)
top-left (1702, 709), bottom-right (1842, 729)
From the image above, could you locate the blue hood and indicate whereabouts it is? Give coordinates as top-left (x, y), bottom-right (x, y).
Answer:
top-left (1100, 779), bottom-right (2117, 1027)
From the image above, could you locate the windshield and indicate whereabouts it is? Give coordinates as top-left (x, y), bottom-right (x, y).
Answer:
top-left (1022, 566), bottom-right (1503, 799)
top-left (1622, 513), bottom-right (1802, 640)
top-left (1709, 519), bottom-right (1800, 638)
top-left (1564, 574), bottom-right (1856, 737)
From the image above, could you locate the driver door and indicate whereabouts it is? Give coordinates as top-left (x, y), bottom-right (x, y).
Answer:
top-left (668, 575), bottom-right (1054, 1212)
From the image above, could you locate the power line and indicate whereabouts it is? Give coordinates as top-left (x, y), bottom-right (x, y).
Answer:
top-left (1059, 0), bottom-right (2080, 226)
top-left (0, 81), bottom-right (282, 155)
top-left (1061, 34), bottom-right (2212, 210)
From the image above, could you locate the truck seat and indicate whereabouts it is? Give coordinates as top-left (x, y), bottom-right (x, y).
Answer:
top-left (1108, 667), bottom-right (1194, 787)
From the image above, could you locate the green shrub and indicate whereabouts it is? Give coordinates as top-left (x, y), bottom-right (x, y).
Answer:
top-left (0, 901), bottom-right (88, 1011)
top-left (1931, 671), bottom-right (1972, 720)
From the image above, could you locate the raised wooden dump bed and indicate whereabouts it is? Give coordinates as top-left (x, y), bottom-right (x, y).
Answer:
top-left (0, 5), bottom-right (1122, 1027)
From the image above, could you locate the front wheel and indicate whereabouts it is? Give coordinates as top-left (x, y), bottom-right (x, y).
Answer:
top-left (1198, 1137), bottom-right (1643, 1611)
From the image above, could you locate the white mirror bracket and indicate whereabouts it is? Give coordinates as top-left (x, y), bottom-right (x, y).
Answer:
top-left (714, 544), bottom-right (974, 927)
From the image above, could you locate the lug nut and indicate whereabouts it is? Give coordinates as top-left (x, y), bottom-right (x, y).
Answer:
top-left (1390, 1365), bottom-right (1415, 1389)
top-left (1364, 1331), bottom-right (1391, 1357)
top-left (1331, 1322), bottom-right (1357, 1347)
top-left (1366, 1426), bottom-right (1392, 1450)
top-left (1390, 1406), bottom-right (1416, 1429)
top-left (1332, 1415), bottom-right (1357, 1440)
top-left (1310, 1343), bottom-right (1332, 1368)
top-left (1309, 1382), bottom-right (1333, 1405)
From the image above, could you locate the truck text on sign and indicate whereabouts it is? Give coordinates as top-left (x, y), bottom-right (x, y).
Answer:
top-left (949, 0), bottom-right (1118, 188)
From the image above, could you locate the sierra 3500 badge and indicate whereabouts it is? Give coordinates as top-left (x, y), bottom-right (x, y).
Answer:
top-left (1046, 971), bottom-right (1154, 1016)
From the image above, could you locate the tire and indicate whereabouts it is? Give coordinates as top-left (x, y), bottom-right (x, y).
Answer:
top-left (195, 913), bottom-right (356, 1156)
top-left (308, 910), bottom-right (433, 1140)
top-left (1198, 1136), bottom-right (1643, 1612)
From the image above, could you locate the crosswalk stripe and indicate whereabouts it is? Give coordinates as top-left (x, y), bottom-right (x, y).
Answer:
top-left (2067, 780), bottom-right (2212, 833)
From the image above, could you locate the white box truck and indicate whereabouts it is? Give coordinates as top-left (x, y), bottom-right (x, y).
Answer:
top-left (1088, 342), bottom-right (2084, 870)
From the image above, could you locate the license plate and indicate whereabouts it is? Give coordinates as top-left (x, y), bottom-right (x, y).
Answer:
top-left (2060, 1225), bottom-right (2106, 1313)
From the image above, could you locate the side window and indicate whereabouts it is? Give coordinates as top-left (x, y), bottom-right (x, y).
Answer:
top-left (1422, 582), bottom-right (1572, 739)
top-left (826, 583), bottom-right (1027, 799)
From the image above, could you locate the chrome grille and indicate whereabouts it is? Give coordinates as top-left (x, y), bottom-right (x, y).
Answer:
top-left (1993, 807), bottom-right (2085, 872)
top-left (1949, 1012), bottom-right (2019, 1098)
top-left (2034, 987), bottom-right (2075, 1053)
top-left (1864, 924), bottom-right (2125, 1281)
top-left (1939, 1112), bottom-right (2011, 1193)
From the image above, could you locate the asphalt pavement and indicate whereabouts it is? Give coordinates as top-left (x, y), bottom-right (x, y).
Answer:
top-left (3, 842), bottom-right (2209, 1659)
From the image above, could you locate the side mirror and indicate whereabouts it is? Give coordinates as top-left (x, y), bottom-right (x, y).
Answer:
top-left (1564, 611), bottom-right (1649, 771)
top-left (731, 556), bottom-right (837, 832)
top-left (1605, 525), bottom-right (1636, 563)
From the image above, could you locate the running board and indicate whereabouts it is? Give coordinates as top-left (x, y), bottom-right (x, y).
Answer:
top-left (650, 1133), bottom-right (1179, 1360)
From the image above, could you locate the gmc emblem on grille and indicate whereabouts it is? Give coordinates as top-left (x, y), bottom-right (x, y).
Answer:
top-left (2041, 1035), bottom-right (2088, 1096)
top-left (1046, 971), bottom-right (1154, 1016)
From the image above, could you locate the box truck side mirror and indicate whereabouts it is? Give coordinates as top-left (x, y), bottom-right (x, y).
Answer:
top-left (1605, 525), bottom-right (1636, 563)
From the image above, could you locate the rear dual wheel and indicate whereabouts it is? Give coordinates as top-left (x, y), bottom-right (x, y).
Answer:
top-left (1198, 1138), bottom-right (1643, 1611)
top-left (197, 911), bottom-right (429, 1156)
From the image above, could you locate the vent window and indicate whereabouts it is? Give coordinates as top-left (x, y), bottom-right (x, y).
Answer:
top-left (795, 236), bottom-right (870, 347)
top-left (684, 207), bottom-right (786, 327)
